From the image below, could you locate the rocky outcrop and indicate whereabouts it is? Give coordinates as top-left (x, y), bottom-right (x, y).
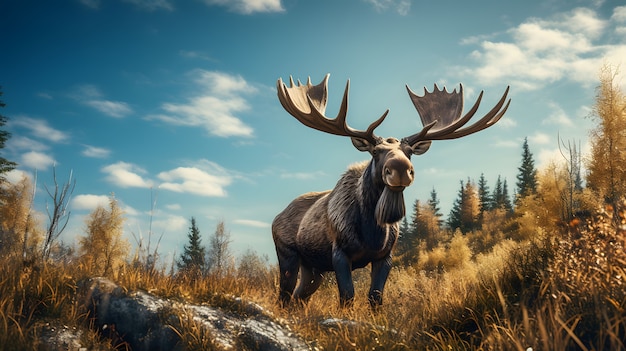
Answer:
top-left (78, 277), bottom-right (312, 351)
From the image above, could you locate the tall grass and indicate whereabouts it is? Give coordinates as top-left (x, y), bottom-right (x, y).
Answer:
top-left (1, 203), bottom-right (625, 350)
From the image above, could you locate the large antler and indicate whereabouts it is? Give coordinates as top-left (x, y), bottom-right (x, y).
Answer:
top-left (402, 84), bottom-right (510, 146)
top-left (277, 74), bottom-right (388, 144)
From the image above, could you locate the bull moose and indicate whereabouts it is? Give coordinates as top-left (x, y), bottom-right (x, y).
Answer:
top-left (272, 74), bottom-right (510, 307)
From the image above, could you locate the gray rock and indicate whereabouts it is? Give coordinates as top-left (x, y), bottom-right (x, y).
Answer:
top-left (80, 277), bottom-right (312, 351)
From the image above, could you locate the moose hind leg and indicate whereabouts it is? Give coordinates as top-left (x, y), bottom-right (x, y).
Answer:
top-left (276, 247), bottom-right (299, 306)
top-left (293, 265), bottom-right (324, 302)
top-left (368, 256), bottom-right (392, 308)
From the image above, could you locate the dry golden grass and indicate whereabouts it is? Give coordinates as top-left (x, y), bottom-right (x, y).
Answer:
top-left (2, 203), bottom-right (626, 350)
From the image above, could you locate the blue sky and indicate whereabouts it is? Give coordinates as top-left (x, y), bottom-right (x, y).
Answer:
top-left (1, 0), bottom-right (625, 264)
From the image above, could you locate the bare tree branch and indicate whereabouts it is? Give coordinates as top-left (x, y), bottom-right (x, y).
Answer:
top-left (42, 166), bottom-right (76, 262)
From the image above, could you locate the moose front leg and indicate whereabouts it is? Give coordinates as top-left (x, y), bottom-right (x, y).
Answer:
top-left (332, 243), bottom-right (354, 307)
top-left (368, 255), bottom-right (392, 307)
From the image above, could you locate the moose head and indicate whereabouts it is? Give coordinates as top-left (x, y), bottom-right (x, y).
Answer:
top-left (272, 74), bottom-right (510, 307)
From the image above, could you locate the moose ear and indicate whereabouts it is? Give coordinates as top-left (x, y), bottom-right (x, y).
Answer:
top-left (351, 137), bottom-right (373, 152)
top-left (411, 140), bottom-right (432, 155)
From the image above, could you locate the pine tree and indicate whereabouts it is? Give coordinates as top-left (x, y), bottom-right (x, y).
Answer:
top-left (427, 188), bottom-right (443, 228)
top-left (397, 199), bottom-right (424, 264)
top-left (178, 217), bottom-right (205, 276)
top-left (448, 181), bottom-right (464, 231)
top-left (477, 173), bottom-right (491, 225)
top-left (516, 137), bottom-right (538, 200)
top-left (399, 216), bottom-right (410, 250)
top-left (491, 176), bottom-right (503, 210)
top-left (502, 179), bottom-right (513, 212)
top-left (0, 88), bottom-right (17, 179)
top-left (449, 179), bottom-right (480, 233)
top-left (409, 199), bottom-right (425, 244)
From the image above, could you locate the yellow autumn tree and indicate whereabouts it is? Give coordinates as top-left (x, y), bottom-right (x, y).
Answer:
top-left (0, 176), bottom-right (42, 260)
top-left (461, 179), bottom-right (480, 233)
top-left (79, 196), bottom-right (129, 276)
top-left (586, 64), bottom-right (626, 205)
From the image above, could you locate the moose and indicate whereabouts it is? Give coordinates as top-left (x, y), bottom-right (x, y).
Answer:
top-left (272, 74), bottom-right (510, 308)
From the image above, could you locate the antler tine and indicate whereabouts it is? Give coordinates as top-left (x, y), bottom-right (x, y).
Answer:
top-left (436, 86), bottom-right (510, 139)
top-left (403, 85), bottom-right (510, 144)
top-left (277, 74), bottom-right (387, 144)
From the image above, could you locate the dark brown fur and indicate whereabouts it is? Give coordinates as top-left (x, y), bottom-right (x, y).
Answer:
top-left (273, 158), bottom-right (406, 307)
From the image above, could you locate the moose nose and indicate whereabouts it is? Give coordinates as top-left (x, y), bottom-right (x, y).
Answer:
top-left (383, 157), bottom-right (414, 189)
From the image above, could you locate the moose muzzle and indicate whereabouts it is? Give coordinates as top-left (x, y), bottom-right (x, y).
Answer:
top-left (383, 156), bottom-right (414, 191)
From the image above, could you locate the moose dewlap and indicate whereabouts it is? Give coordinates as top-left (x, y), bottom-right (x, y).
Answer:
top-left (272, 74), bottom-right (510, 308)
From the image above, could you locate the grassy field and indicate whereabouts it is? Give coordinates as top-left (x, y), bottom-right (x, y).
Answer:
top-left (1, 204), bottom-right (625, 350)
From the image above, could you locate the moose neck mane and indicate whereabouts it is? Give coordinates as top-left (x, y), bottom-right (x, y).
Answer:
top-left (361, 160), bottom-right (406, 227)
top-left (375, 186), bottom-right (405, 226)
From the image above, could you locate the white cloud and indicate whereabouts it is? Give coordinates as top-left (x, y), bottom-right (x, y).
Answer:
top-left (3, 169), bottom-right (32, 184)
top-left (21, 151), bottom-right (55, 170)
top-left (82, 145), bottom-right (111, 158)
top-left (459, 7), bottom-right (626, 90)
top-left (147, 70), bottom-right (254, 137)
top-left (543, 102), bottom-right (574, 127)
top-left (157, 161), bottom-right (232, 197)
top-left (123, 0), bottom-right (174, 11)
top-left (493, 139), bottom-right (519, 148)
top-left (151, 214), bottom-right (187, 233)
top-left (537, 148), bottom-right (564, 169)
top-left (364, 0), bottom-right (411, 16)
top-left (73, 85), bottom-right (133, 118)
top-left (201, 0), bottom-right (284, 14)
top-left (11, 116), bottom-right (69, 143)
top-left (79, 0), bottom-right (100, 9)
top-left (121, 203), bottom-right (140, 216)
top-left (494, 117), bottom-right (517, 129)
top-left (85, 100), bottom-right (133, 118)
top-left (102, 162), bottom-right (153, 188)
top-left (179, 50), bottom-right (214, 61)
top-left (37, 92), bottom-right (53, 100)
top-left (234, 219), bottom-right (271, 228)
top-left (280, 170), bottom-right (326, 180)
top-left (8, 136), bottom-right (48, 152)
top-left (529, 132), bottom-right (551, 145)
top-left (72, 194), bottom-right (110, 211)
top-left (165, 203), bottom-right (181, 211)
top-left (612, 6), bottom-right (626, 22)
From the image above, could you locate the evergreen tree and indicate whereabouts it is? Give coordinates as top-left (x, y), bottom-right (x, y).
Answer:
top-left (491, 175), bottom-right (513, 213)
top-left (502, 179), bottom-right (513, 212)
top-left (0, 88), bottom-right (17, 179)
top-left (409, 199), bottom-right (425, 243)
top-left (397, 200), bottom-right (420, 264)
top-left (449, 179), bottom-right (480, 233)
top-left (178, 217), bottom-right (205, 275)
top-left (399, 216), bottom-right (410, 248)
top-left (491, 176), bottom-right (503, 210)
top-left (516, 137), bottom-right (538, 200)
top-left (477, 173), bottom-right (491, 225)
top-left (447, 181), bottom-right (464, 231)
top-left (427, 188), bottom-right (443, 228)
